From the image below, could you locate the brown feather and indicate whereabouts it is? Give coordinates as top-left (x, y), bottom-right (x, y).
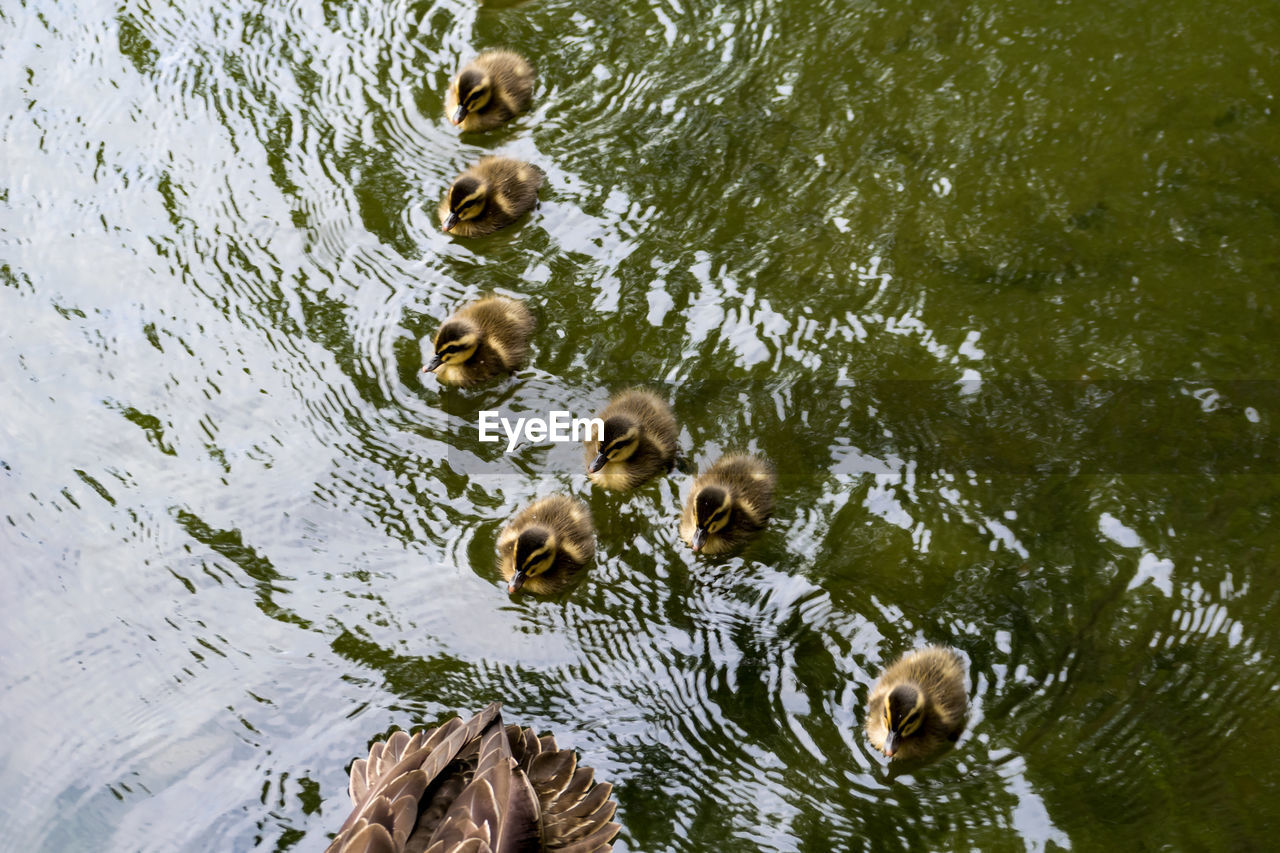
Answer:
top-left (553, 821), bottom-right (622, 853)
top-left (329, 706), bottom-right (500, 852)
top-left (550, 782), bottom-right (612, 823)
top-left (526, 750), bottom-right (577, 801)
top-left (328, 706), bottom-right (619, 852)
top-left (549, 767), bottom-right (596, 812)
top-left (345, 822), bottom-right (400, 853)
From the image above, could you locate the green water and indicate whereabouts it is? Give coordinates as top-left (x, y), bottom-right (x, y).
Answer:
top-left (2, 0), bottom-right (1278, 850)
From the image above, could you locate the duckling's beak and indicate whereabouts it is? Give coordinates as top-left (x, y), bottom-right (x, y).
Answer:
top-left (507, 570), bottom-right (527, 594)
top-left (690, 527), bottom-right (708, 552)
top-left (442, 212), bottom-right (460, 233)
top-left (423, 353), bottom-right (443, 374)
top-left (587, 451), bottom-right (609, 473)
top-left (882, 731), bottom-right (900, 758)
top-left (450, 105), bottom-right (466, 126)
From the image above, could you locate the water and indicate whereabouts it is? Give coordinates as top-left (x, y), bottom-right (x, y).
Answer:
top-left (2, 0), bottom-right (1278, 849)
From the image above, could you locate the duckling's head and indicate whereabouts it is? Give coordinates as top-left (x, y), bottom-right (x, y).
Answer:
top-left (587, 416), bottom-right (640, 473)
top-left (507, 527), bottom-right (557, 594)
top-left (423, 319), bottom-right (480, 374)
top-left (449, 68), bottom-right (492, 126)
top-left (689, 485), bottom-right (733, 553)
top-left (441, 175), bottom-right (489, 233)
top-left (880, 684), bottom-right (927, 758)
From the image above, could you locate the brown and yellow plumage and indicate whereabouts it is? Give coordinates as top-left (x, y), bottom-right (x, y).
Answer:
top-left (865, 646), bottom-right (967, 763)
top-left (439, 157), bottom-right (543, 238)
top-left (497, 495), bottom-right (595, 595)
top-left (445, 51), bottom-right (534, 133)
top-left (583, 388), bottom-right (679, 491)
top-left (679, 454), bottom-right (776, 555)
top-left (423, 295), bottom-right (535, 387)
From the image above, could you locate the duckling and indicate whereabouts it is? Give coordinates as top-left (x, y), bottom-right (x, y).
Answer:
top-left (497, 495), bottom-right (595, 595)
top-left (327, 702), bottom-right (621, 853)
top-left (584, 388), bottom-right (679, 491)
top-left (439, 156), bottom-right (542, 238)
top-left (445, 50), bottom-right (534, 133)
top-left (680, 453), bottom-right (776, 555)
top-left (865, 645), bottom-right (968, 762)
top-left (422, 295), bottom-right (534, 387)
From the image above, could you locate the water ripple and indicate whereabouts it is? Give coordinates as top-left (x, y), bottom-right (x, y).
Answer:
top-left (3, 0), bottom-right (1279, 850)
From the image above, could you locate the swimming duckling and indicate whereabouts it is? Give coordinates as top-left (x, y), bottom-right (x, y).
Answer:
top-left (497, 495), bottom-right (595, 595)
top-left (584, 388), bottom-right (679, 491)
top-left (327, 702), bottom-right (620, 853)
top-left (865, 645), bottom-right (968, 762)
top-left (445, 50), bottom-right (534, 133)
top-left (439, 156), bottom-right (543, 238)
top-left (680, 453), bottom-right (776, 555)
top-left (422, 295), bottom-right (534, 387)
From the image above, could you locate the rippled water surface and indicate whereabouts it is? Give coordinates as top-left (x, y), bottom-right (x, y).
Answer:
top-left (3, 0), bottom-right (1279, 849)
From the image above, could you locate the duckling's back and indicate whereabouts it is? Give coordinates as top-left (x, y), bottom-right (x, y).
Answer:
top-left (475, 50), bottom-right (534, 116)
top-left (473, 155), bottom-right (543, 212)
top-left (888, 645), bottom-right (968, 726)
top-left (608, 388), bottom-right (679, 455)
top-left (705, 453), bottom-right (776, 516)
top-left (505, 494), bottom-right (594, 555)
top-left (459, 295), bottom-right (534, 370)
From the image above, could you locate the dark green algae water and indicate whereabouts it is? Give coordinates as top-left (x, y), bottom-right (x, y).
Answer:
top-left (2, 0), bottom-right (1279, 850)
